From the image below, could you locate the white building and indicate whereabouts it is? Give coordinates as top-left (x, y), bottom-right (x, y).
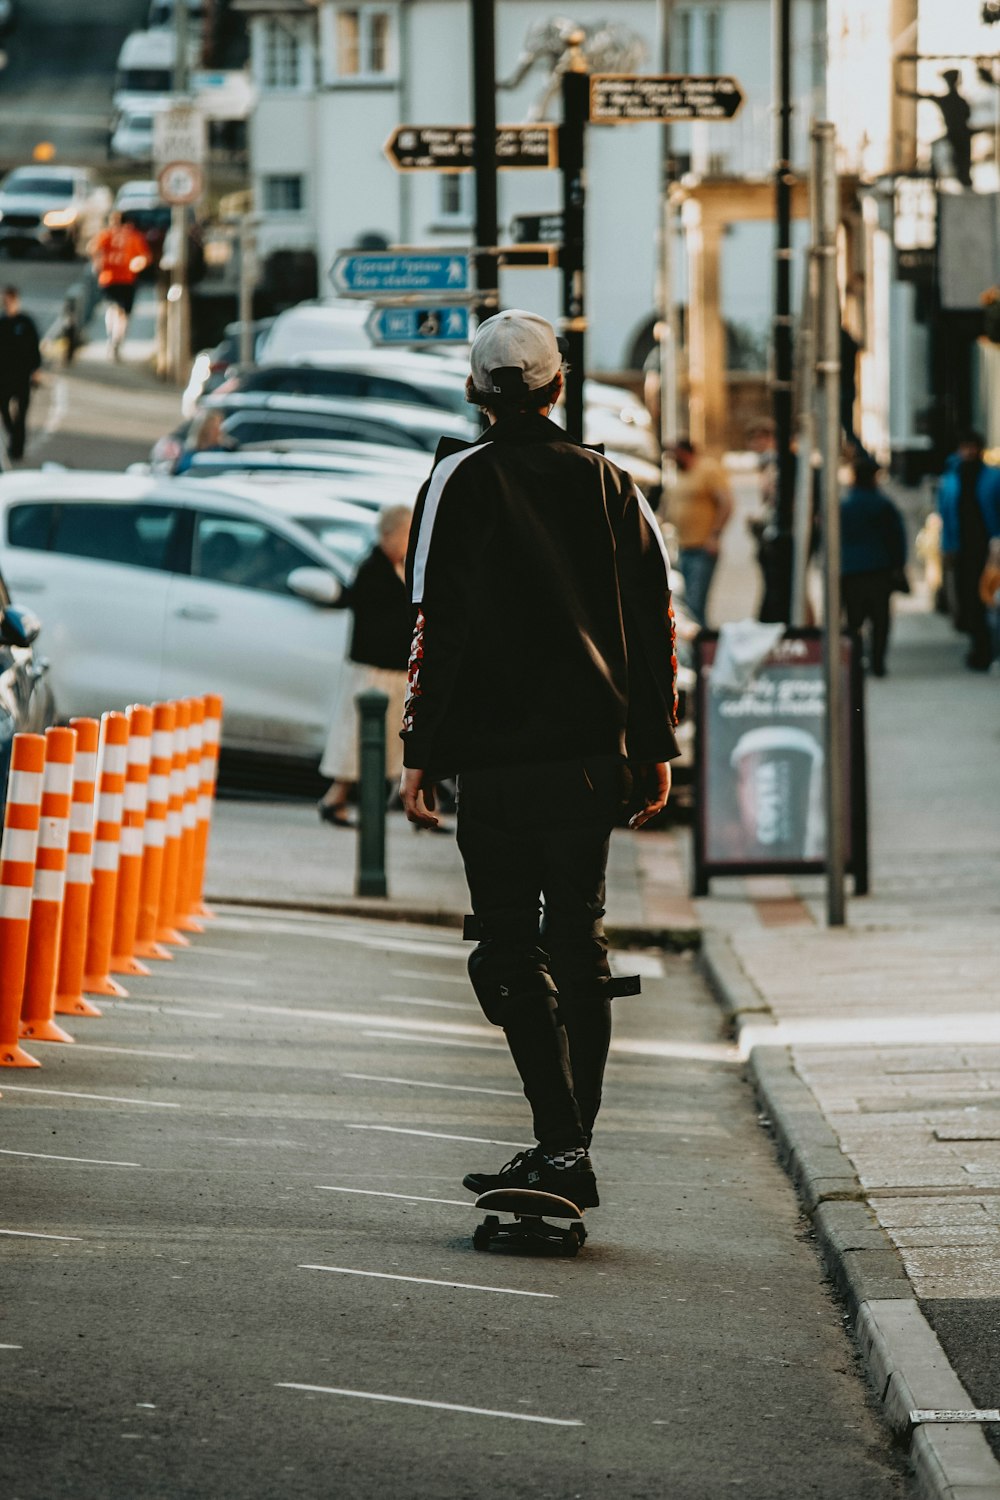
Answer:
top-left (238, 0), bottom-right (819, 375)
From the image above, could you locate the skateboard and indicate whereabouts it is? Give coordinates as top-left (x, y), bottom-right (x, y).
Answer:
top-left (472, 1188), bottom-right (588, 1257)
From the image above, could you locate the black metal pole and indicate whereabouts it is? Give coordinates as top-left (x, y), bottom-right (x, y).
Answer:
top-left (471, 0), bottom-right (499, 329)
top-left (560, 40), bottom-right (589, 442)
top-left (765, 0), bottom-right (795, 622)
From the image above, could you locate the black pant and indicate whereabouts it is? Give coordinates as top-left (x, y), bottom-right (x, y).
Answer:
top-left (843, 570), bottom-right (892, 675)
top-left (0, 382), bottom-right (30, 460)
top-left (457, 755), bottom-right (629, 1154)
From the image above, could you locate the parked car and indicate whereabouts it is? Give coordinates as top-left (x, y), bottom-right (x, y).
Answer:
top-left (0, 165), bottom-right (111, 258)
top-left (0, 472), bottom-right (382, 763)
top-left (113, 180), bottom-right (171, 267)
top-left (176, 445), bottom-right (431, 491)
top-left (254, 301), bottom-right (372, 364)
top-left (0, 562), bottom-right (57, 810)
top-left (109, 107), bottom-right (169, 163)
top-left (177, 463), bottom-right (424, 516)
top-left (112, 30), bottom-right (184, 120)
top-left (180, 319), bottom-right (277, 419)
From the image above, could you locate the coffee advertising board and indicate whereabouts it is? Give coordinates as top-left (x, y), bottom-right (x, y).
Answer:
top-left (691, 630), bottom-right (868, 895)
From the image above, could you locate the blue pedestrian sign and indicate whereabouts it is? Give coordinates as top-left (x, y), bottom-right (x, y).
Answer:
top-left (366, 305), bottom-right (471, 345)
top-left (331, 250), bottom-right (471, 297)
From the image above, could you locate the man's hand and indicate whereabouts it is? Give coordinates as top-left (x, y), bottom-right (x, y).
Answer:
top-left (401, 766), bottom-right (440, 829)
top-left (629, 761), bottom-right (672, 830)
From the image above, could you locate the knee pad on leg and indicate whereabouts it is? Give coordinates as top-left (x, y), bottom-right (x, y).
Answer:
top-left (468, 942), bottom-right (557, 1027)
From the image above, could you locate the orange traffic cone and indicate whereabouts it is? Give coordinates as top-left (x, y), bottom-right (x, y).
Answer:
top-left (156, 699), bottom-right (190, 948)
top-left (55, 717), bottom-right (103, 1018)
top-left (0, 733), bottom-right (46, 1067)
top-left (175, 696), bottom-right (205, 934)
top-left (134, 702), bottom-right (176, 962)
top-left (20, 726), bottom-right (78, 1045)
top-left (82, 712), bottom-right (130, 999)
top-left (110, 704), bottom-right (153, 976)
top-left (193, 693), bottom-right (222, 919)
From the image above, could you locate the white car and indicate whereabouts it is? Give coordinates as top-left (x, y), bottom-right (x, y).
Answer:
top-left (0, 165), bottom-right (111, 258)
top-left (0, 472), bottom-right (382, 763)
top-left (109, 106), bottom-right (169, 162)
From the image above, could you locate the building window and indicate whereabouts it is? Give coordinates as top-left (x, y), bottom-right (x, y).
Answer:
top-left (673, 7), bottom-right (721, 73)
top-left (437, 172), bottom-right (472, 223)
top-left (263, 174), bottom-right (304, 212)
top-left (675, 10), bottom-right (692, 73)
top-left (333, 5), bottom-right (394, 79)
top-left (261, 18), bottom-right (301, 89)
top-left (704, 9), bottom-right (721, 74)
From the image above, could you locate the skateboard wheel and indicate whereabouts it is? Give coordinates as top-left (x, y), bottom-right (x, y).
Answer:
top-left (484, 1216), bottom-right (500, 1235)
top-left (561, 1229), bottom-right (581, 1257)
top-left (473, 1224), bottom-right (493, 1252)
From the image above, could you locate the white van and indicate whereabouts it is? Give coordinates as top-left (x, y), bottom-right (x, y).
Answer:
top-left (113, 30), bottom-right (186, 118)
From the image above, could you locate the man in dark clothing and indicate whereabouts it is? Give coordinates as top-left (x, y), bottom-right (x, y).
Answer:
top-left (840, 457), bottom-right (907, 677)
top-left (937, 431), bottom-right (1000, 670)
top-left (0, 286), bottom-right (42, 461)
top-left (399, 310), bottom-right (680, 1211)
top-left (898, 70), bottom-right (975, 188)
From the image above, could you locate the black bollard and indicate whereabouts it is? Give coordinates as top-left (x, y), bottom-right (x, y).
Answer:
top-left (355, 689), bottom-right (388, 898)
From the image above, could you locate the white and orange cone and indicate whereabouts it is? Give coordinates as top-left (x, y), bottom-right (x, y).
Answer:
top-left (0, 733), bottom-right (46, 1067)
top-left (110, 704), bottom-right (153, 976)
top-left (134, 701), bottom-right (175, 962)
top-left (20, 725), bottom-right (78, 1045)
top-left (193, 693), bottom-right (222, 919)
top-left (176, 696), bottom-right (205, 934)
top-left (55, 717), bottom-right (103, 1018)
top-left (82, 711), bottom-right (130, 999)
top-left (156, 699), bottom-right (190, 948)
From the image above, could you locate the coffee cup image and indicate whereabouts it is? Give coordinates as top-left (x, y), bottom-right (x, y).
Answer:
top-left (730, 726), bottom-right (824, 860)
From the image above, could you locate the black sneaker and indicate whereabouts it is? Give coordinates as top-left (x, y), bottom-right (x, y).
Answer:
top-left (462, 1148), bottom-right (599, 1209)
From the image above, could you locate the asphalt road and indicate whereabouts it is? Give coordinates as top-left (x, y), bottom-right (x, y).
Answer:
top-left (0, 909), bottom-right (914, 1499)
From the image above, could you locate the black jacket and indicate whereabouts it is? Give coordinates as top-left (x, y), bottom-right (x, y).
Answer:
top-left (0, 311), bottom-right (41, 390)
top-left (402, 412), bottom-right (680, 774)
top-left (336, 544), bottom-right (412, 671)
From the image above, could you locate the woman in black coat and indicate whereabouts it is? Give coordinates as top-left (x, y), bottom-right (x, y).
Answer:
top-left (318, 504), bottom-right (413, 826)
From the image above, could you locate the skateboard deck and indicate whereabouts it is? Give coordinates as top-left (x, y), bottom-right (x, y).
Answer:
top-left (472, 1188), bottom-right (587, 1257)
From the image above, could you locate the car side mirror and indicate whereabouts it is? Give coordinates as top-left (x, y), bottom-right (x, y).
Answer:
top-left (0, 605), bottom-right (41, 649)
top-left (286, 567), bottom-right (342, 607)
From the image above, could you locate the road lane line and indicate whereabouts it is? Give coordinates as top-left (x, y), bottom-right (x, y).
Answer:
top-left (0, 1149), bottom-right (142, 1167)
top-left (0, 1229), bottom-right (82, 1241)
top-left (0, 1344), bottom-right (23, 1348)
top-left (101, 1002), bottom-right (225, 1020)
top-left (30, 1042), bottom-right (196, 1061)
top-left (344, 1073), bottom-right (521, 1098)
top-left (378, 994), bottom-right (472, 1011)
top-left (299, 1266), bottom-right (554, 1298)
top-left (363, 1030), bottom-right (504, 1051)
top-left (170, 945), bottom-right (252, 959)
top-left (276, 1383), bottom-right (579, 1424)
top-left (392, 970), bottom-right (468, 985)
top-left (0, 1085), bottom-right (180, 1108)
top-left (316, 1186), bottom-right (473, 1207)
top-left (346, 1124), bottom-right (526, 1147)
top-left (141, 973), bottom-right (258, 988)
top-left (211, 916), bottom-right (464, 960)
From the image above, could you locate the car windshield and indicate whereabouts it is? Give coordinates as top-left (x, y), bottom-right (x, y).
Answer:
top-left (293, 515), bottom-right (375, 568)
top-left (5, 175), bottom-right (75, 197)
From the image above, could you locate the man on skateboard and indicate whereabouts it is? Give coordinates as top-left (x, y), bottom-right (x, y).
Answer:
top-left (400, 310), bottom-right (680, 1212)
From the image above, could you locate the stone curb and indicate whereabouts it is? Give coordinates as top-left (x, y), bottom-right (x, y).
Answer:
top-left (700, 931), bottom-right (1000, 1500)
top-left (204, 893), bottom-right (702, 951)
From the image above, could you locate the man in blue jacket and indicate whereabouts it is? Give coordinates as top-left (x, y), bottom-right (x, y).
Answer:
top-left (937, 431), bottom-right (1000, 670)
top-left (841, 457), bottom-right (907, 677)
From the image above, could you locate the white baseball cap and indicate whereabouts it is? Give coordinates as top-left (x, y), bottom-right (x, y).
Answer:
top-left (470, 309), bottom-right (563, 398)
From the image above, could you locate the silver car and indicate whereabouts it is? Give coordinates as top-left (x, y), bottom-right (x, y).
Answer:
top-left (0, 165), bottom-right (111, 258)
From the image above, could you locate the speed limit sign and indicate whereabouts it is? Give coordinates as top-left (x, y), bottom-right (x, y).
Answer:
top-left (158, 161), bottom-right (204, 206)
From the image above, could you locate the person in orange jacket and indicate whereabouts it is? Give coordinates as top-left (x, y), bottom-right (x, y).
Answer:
top-left (89, 213), bottom-right (152, 361)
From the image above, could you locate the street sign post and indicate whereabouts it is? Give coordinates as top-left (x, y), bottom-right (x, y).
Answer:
top-left (157, 161), bottom-right (204, 206)
top-left (384, 124), bottom-right (557, 172)
top-left (366, 305), bottom-right (471, 345)
top-left (330, 250), bottom-right (471, 297)
top-left (510, 211), bottom-right (564, 245)
top-left (589, 74), bottom-right (745, 124)
top-left (153, 104), bottom-right (207, 168)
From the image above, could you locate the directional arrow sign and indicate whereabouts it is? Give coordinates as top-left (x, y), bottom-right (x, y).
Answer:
top-left (330, 250), bottom-right (471, 297)
top-left (385, 124), bottom-right (557, 172)
top-left (366, 305), bottom-right (471, 345)
top-left (590, 74), bottom-right (745, 124)
top-left (510, 211), bottom-right (564, 245)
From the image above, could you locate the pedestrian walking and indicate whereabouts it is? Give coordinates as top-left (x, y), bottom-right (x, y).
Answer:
top-left (89, 212), bottom-right (152, 361)
top-left (937, 431), bottom-right (1000, 671)
top-left (664, 437), bottom-right (733, 625)
top-left (318, 504), bottom-right (414, 828)
top-left (840, 457), bottom-right (908, 677)
top-left (400, 310), bottom-right (680, 1212)
top-left (979, 537), bottom-right (1000, 669)
top-left (0, 285), bottom-right (41, 462)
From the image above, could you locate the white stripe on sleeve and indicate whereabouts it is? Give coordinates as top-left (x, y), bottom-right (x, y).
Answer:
top-left (410, 445), bottom-right (488, 604)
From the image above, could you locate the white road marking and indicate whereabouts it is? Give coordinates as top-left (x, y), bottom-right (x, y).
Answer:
top-left (609, 1038), bottom-right (740, 1064)
top-left (0, 1084), bottom-right (180, 1108)
top-left (0, 1149), bottom-right (142, 1167)
top-left (347, 1124), bottom-right (525, 1148)
top-left (277, 1383), bottom-right (579, 1424)
top-left (31, 1042), bottom-right (196, 1061)
top-left (299, 1266), bottom-right (554, 1299)
top-left (392, 970), bottom-right (468, 986)
top-left (0, 1344), bottom-right (23, 1348)
top-left (211, 915), bottom-right (462, 961)
top-left (172, 946), bottom-right (251, 959)
top-left (363, 1030), bottom-right (504, 1052)
top-left (103, 1002), bottom-right (225, 1020)
top-left (378, 994), bottom-right (471, 1011)
top-left (0, 1228), bottom-right (82, 1241)
top-left (316, 1186), bottom-right (472, 1208)
top-left (143, 973), bottom-right (257, 988)
top-left (344, 1073), bottom-right (521, 1099)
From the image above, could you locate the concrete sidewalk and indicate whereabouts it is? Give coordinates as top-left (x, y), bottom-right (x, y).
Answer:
top-left (695, 605), bottom-right (1000, 1497)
